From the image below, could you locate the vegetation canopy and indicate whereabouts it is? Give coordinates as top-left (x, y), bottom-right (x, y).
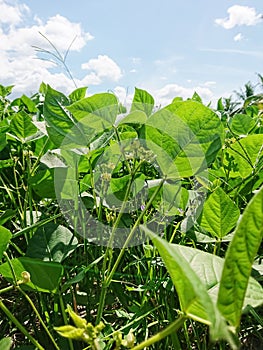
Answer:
top-left (0, 80), bottom-right (262, 350)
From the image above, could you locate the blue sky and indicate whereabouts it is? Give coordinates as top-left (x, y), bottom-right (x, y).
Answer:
top-left (0, 0), bottom-right (263, 105)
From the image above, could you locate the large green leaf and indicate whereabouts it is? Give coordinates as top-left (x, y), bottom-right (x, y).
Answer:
top-left (217, 185), bottom-right (263, 328)
top-left (67, 93), bottom-right (118, 136)
top-left (43, 85), bottom-right (87, 148)
top-left (130, 87), bottom-right (154, 117)
top-left (142, 226), bottom-right (237, 346)
top-left (225, 134), bottom-right (263, 178)
top-left (0, 257), bottom-right (63, 293)
top-left (9, 111), bottom-right (37, 142)
top-left (171, 244), bottom-right (263, 310)
top-left (0, 226), bottom-right (12, 259)
top-left (26, 223), bottom-right (78, 263)
top-left (199, 187), bottom-right (240, 239)
top-left (145, 101), bottom-right (224, 178)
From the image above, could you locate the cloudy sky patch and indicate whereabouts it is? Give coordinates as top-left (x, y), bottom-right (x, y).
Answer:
top-left (215, 5), bottom-right (263, 29)
top-left (0, 0), bottom-right (262, 104)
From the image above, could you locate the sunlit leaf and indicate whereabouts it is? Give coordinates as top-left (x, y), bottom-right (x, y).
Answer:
top-left (130, 87), bottom-right (154, 117)
top-left (199, 187), bottom-right (240, 238)
top-left (43, 85), bottom-right (87, 148)
top-left (142, 226), bottom-right (237, 346)
top-left (217, 185), bottom-right (263, 328)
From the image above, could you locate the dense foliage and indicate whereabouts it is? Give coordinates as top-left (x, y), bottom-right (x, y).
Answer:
top-left (0, 82), bottom-right (262, 350)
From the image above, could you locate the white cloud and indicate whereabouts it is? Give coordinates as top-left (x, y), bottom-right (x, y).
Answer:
top-left (113, 83), bottom-right (215, 110)
top-left (151, 84), bottom-right (214, 106)
top-left (0, 14), bottom-right (93, 54)
top-left (233, 33), bottom-right (243, 42)
top-left (0, 0), bottom-right (95, 95)
top-left (0, 0), bottom-right (29, 25)
top-left (113, 86), bottom-right (133, 105)
top-left (215, 5), bottom-right (263, 29)
top-left (39, 15), bottom-right (94, 52)
top-left (81, 55), bottom-right (123, 84)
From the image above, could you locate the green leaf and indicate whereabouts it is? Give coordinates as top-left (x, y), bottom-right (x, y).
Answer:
top-left (67, 92), bottom-right (118, 136)
top-left (166, 101), bottom-right (224, 166)
top-left (0, 209), bottom-right (16, 225)
top-left (191, 92), bottom-right (202, 103)
top-left (217, 185), bottom-right (263, 328)
top-left (29, 168), bottom-right (56, 198)
top-left (21, 94), bottom-right (37, 113)
top-left (117, 110), bottom-right (147, 125)
top-left (0, 159), bottom-right (14, 169)
top-left (131, 87), bottom-right (154, 117)
top-left (108, 174), bottom-right (145, 203)
top-left (199, 187), bottom-right (240, 238)
top-left (229, 114), bottom-right (255, 135)
top-left (151, 182), bottom-right (189, 216)
top-left (0, 257), bottom-right (63, 293)
top-left (0, 84), bottom-right (14, 97)
top-left (171, 244), bottom-right (263, 311)
top-left (9, 111), bottom-right (37, 142)
top-left (141, 226), bottom-right (236, 345)
top-left (68, 87), bottom-right (87, 103)
top-left (145, 101), bottom-right (224, 178)
top-left (225, 134), bottom-right (263, 178)
top-left (0, 226), bottom-right (12, 259)
top-left (0, 122), bottom-right (7, 152)
top-left (43, 85), bottom-right (87, 148)
top-left (26, 223), bottom-right (78, 263)
top-left (0, 337), bottom-right (12, 350)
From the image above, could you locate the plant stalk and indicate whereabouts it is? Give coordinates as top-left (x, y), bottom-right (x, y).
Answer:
top-left (95, 178), bottom-right (165, 324)
top-left (0, 298), bottom-right (45, 350)
top-left (130, 315), bottom-right (187, 350)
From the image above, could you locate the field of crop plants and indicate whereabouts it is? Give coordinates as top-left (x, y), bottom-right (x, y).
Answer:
top-left (0, 80), bottom-right (262, 350)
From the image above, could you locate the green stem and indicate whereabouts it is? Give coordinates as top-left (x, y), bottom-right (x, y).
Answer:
top-left (106, 178), bottom-right (165, 285)
top-left (95, 178), bottom-right (165, 324)
top-left (0, 298), bottom-right (45, 350)
top-left (17, 286), bottom-right (60, 350)
top-left (59, 292), bottom-right (74, 350)
top-left (131, 315), bottom-right (187, 350)
top-left (96, 155), bottom-right (140, 325)
top-left (3, 252), bottom-right (17, 284)
top-left (12, 213), bottom-right (62, 239)
top-left (0, 285), bottom-right (14, 295)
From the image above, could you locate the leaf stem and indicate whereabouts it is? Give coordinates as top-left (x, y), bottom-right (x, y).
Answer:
top-left (18, 286), bottom-right (61, 350)
top-left (130, 315), bottom-right (187, 350)
top-left (0, 298), bottom-right (45, 350)
top-left (96, 177), bottom-right (165, 324)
